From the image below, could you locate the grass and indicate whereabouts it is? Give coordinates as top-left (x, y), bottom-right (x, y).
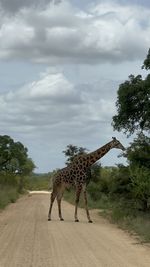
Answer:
top-left (0, 185), bottom-right (19, 210)
top-left (0, 174), bottom-right (50, 210)
top-left (0, 172), bottom-right (51, 210)
top-left (102, 204), bottom-right (150, 243)
top-left (64, 189), bottom-right (150, 243)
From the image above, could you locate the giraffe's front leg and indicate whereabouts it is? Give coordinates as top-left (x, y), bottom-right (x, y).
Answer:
top-left (48, 191), bottom-right (57, 221)
top-left (74, 185), bottom-right (82, 222)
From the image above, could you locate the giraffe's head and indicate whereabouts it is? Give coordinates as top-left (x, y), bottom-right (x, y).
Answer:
top-left (111, 137), bottom-right (125, 151)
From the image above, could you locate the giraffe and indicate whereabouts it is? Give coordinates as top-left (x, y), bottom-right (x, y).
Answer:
top-left (48, 137), bottom-right (125, 223)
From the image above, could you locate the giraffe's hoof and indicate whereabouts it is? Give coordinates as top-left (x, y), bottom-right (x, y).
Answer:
top-left (88, 220), bottom-right (93, 223)
top-left (75, 219), bottom-right (79, 222)
top-left (48, 218), bottom-right (51, 221)
top-left (60, 218), bottom-right (64, 221)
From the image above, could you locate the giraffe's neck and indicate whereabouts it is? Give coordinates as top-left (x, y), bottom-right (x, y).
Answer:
top-left (85, 141), bottom-right (113, 167)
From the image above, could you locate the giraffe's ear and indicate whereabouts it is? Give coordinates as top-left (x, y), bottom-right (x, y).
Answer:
top-left (112, 137), bottom-right (116, 141)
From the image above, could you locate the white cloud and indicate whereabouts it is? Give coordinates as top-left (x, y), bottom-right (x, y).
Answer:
top-left (0, 69), bottom-right (117, 136)
top-left (0, 1), bottom-right (149, 63)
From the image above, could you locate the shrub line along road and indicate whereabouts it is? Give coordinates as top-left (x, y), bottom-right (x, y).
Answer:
top-left (0, 193), bottom-right (150, 267)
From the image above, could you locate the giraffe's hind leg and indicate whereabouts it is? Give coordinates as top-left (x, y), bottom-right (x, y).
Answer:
top-left (48, 190), bottom-right (57, 221)
top-left (57, 193), bottom-right (64, 221)
top-left (56, 185), bottom-right (65, 221)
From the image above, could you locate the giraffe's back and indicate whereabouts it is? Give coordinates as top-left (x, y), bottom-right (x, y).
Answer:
top-left (52, 163), bottom-right (87, 189)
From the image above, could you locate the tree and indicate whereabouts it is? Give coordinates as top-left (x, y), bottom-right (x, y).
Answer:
top-left (112, 49), bottom-right (150, 135)
top-left (125, 133), bottom-right (150, 169)
top-left (21, 158), bottom-right (36, 176)
top-left (123, 134), bottom-right (150, 210)
top-left (112, 74), bottom-right (150, 134)
top-left (142, 48), bottom-right (150, 70)
top-left (62, 144), bottom-right (87, 165)
top-left (0, 135), bottom-right (35, 175)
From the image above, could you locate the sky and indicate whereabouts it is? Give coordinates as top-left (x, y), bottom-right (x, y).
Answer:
top-left (0, 0), bottom-right (150, 173)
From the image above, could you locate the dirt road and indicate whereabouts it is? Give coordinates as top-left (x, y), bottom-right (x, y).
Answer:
top-left (0, 193), bottom-right (150, 267)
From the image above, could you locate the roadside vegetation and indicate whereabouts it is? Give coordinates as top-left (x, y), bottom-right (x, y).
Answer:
top-left (0, 184), bottom-right (19, 209)
top-left (0, 135), bottom-right (35, 209)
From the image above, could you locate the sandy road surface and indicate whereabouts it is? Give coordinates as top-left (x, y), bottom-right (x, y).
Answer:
top-left (0, 193), bottom-right (150, 267)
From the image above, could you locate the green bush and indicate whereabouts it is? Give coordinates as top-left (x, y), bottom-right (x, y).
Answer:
top-left (0, 185), bottom-right (19, 209)
top-left (130, 167), bottom-right (150, 211)
top-left (0, 172), bottom-right (18, 186)
top-left (87, 181), bottom-right (102, 201)
top-left (109, 165), bottom-right (131, 197)
top-left (87, 167), bottom-right (113, 201)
